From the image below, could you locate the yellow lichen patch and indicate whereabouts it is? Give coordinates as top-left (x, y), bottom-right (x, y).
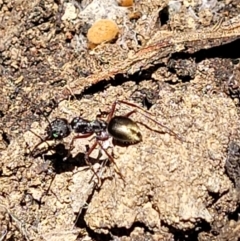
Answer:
top-left (118, 0), bottom-right (134, 7)
top-left (87, 19), bottom-right (119, 45)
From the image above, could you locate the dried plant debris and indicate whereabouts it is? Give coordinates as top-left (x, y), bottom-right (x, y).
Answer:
top-left (225, 141), bottom-right (240, 192)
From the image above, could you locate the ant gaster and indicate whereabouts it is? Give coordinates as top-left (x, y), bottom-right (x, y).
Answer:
top-left (31, 100), bottom-right (180, 181)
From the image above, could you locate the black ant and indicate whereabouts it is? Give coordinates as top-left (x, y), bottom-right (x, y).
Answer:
top-left (30, 100), bottom-right (180, 182)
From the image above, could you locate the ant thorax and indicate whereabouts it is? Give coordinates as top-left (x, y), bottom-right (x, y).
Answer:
top-left (70, 117), bottom-right (91, 134)
top-left (70, 117), bottom-right (107, 135)
top-left (89, 119), bottom-right (108, 134)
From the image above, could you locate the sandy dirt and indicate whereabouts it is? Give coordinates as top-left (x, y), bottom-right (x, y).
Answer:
top-left (1, 0), bottom-right (240, 240)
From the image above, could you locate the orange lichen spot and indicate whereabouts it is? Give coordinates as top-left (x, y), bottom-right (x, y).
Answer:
top-left (65, 31), bottom-right (74, 41)
top-left (118, 0), bottom-right (133, 7)
top-left (87, 19), bottom-right (119, 45)
top-left (128, 11), bottom-right (141, 20)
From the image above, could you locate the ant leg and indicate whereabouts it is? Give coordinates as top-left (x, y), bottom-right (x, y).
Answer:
top-left (108, 99), bottom-right (170, 127)
top-left (96, 140), bottom-right (125, 182)
top-left (69, 133), bottom-right (93, 151)
top-left (97, 109), bottom-right (110, 119)
top-left (84, 141), bottom-right (102, 185)
top-left (119, 103), bottom-right (182, 141)
top-left (29, 130), bottom-right (51, 157)
top-left (66, 133), bottom-right (94, 162)
top-left (137, 111), bottom-right (182, 141)
top-left (116, 100), bottom-right (156, 117)
top-left (80, 134), bottom-right (125, 183)
top-left (106, 101), bottom-right (118, 123)
top-left (123, 110), bottom-right (137, 118)
top-left (106, 100), bottom-right (136, 122)
top-left (106, 100), bottom-right (143, 122)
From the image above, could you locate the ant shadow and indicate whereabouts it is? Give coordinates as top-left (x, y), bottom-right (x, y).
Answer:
top-left (38, 142), bottom-right (123, 189)
top-left (35, 143), bottom-right (110, 175)
top-left (31, 142), bottom-right (113, 207)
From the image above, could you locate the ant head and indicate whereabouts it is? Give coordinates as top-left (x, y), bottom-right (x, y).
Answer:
top-left (45, 118), bottom-right (71, 140)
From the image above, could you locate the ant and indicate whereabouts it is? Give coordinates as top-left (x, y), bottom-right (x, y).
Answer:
top-left (30, 100), bottom-right (181, 182)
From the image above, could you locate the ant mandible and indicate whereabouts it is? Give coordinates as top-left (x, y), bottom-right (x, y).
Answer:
top-left (31, 100), bottom-right (180, 182)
